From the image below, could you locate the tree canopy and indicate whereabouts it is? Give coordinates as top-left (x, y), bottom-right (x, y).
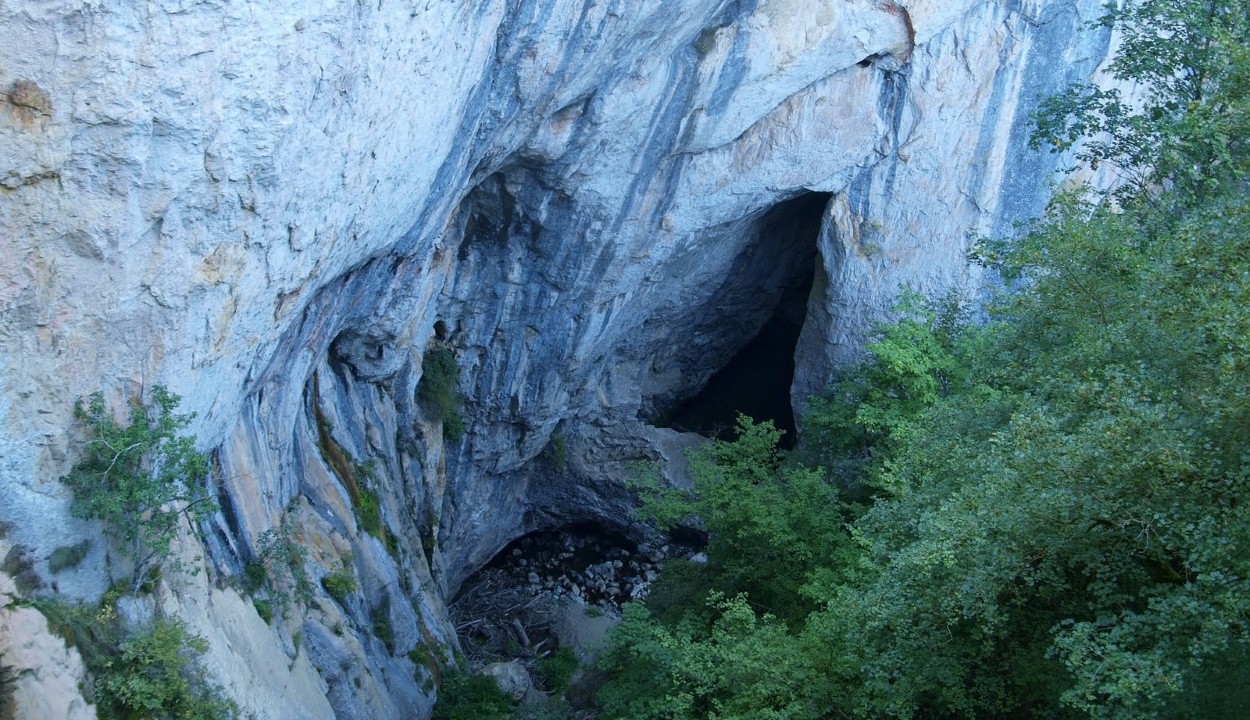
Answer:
top-left (597, 2), bottom-right (1250, 717)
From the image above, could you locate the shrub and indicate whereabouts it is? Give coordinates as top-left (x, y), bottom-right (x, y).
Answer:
top-left (418, 345), bottom-right (465, 441)
top-left (250, 516), bottom-right (314, 609)
top-left (431, 672), bottom-right (511, 720)
top-left (35, 598), bottom-right (236, 720)
top-left (322, 570), bottom-right (358, 605)
top-left (356, 486), bottom-right (383, 540)
top-left (252, 599), bottom-right (274, 624)
top-left (95, 616), bottom-right (237, 720)
top-left (1, 545), bottom-right (43, 594)
top-left (372, 595), bottom-right (394, 654)
top-left (536, 647), bottom-right (579, 693)
top-left (61, 387), bottom-right (215, 592)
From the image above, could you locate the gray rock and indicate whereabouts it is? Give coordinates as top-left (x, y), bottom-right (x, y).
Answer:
top-left (480, 661), bottom-right (531, 702)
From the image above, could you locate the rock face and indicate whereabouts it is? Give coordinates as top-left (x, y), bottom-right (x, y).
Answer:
top-left (0, 540), bottom-right (96, 720)
top-left (0, 0), bottom-right (1113, 717)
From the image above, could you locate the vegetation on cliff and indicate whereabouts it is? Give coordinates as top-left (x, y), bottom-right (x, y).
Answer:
top-left (596, 1), bottom-right (1250, 717)
top-left (49, 387), bottom-right (237, 720)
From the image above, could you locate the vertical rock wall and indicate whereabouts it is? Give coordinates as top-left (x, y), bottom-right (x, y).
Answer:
top-left (0, 0), bottom-right (1113, 717)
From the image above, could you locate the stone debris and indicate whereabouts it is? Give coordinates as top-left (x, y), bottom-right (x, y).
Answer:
top-left (449, 527), bottom-right (702, 667)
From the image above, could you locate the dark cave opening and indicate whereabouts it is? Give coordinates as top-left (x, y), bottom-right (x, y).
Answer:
top-left (661, 192), bottom-right (831, 450)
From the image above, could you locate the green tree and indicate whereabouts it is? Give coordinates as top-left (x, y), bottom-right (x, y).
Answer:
top-left (630, 417), bottom-right (853, 624)
top-left (597, 596), bottom-right (819, 720)
top-left (62, 387), bottom-right (215, 592)
top-left (1033, 0), bottom-right (1250, 209)
top-left (801, 290), bottom-right (970, 486)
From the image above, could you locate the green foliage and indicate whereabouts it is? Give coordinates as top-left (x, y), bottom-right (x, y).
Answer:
top-left (512, 696), bottom-right (576, 720)
top-left (693, 26), bottom-right (718, 56)
top-left (1033, 0), bottom-right (1250, 209)
top-left (248, 515), bottom-right (314, 611)
top-left (597, 596), bottom-right (818, 720)
top-left (322, 570), bottom-right (358, 605)
top-left (419, 345), bottom-right (465, 441)
top-left (34, 598), bottom-right (235, 720)
top-left (252, 598), bottom-right (274, 624)
top-left (550, 432), bottom-right (567, 472)
top-left (48, 540), bottom-right (92, 574)
top-left (633, 418), bottom-right (854, 623)
top-left (431, 672), bottom-right (511, 720)
top-left (61, 387), bottom-right (215, 592)
top-left (357, 486), bottom-right (384, 541)
top-left (373, 595), bottom-right (395, 655)
top-left (95, 617), bottom-right (237, 720)
top-left (636, 559), bottom-right (716, 628)
top-left (600, 4), bottom-right (1250, 718)
top-left (801, 289), bottom-right (970, 484)
top-left (535, 646), bottom-right (579, 693)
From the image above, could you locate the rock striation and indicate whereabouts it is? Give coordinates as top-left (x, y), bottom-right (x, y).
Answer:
top-left (1, 0), bottom-right (1113, 717)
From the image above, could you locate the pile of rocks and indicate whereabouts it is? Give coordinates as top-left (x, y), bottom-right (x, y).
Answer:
top-left (450, 527), bottom-right (704, 665)
top-left (493, 529), bottom-right (676, 611)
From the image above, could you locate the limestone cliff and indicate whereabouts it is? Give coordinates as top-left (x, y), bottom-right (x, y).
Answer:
top-left (0, 0), bottom-right (1112, 717)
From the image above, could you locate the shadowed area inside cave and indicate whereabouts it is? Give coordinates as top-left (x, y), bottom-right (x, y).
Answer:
top-left (661, 192), bottom-right (830, 449)
top-left (449, 524), bottom-right (706, 665)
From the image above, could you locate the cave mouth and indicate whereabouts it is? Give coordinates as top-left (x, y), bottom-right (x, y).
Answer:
top-left (660, 192), bottom-right (830, 450)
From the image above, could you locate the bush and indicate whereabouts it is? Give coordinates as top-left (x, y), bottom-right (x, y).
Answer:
top-left (418, 345), bottom-right (465, 441)
top-left (1, 545), bottom-right (43, 595)
top-left (356, 486), bottom-right (383, 540)
top-left (249, 516), bottom-right (314, 610)
top-left (35, 598), bottom-right (235, 720)
top-left (431, 672), bottom-right (511, 720)
top-left (536, 647), bottom-right (579, 693)
top-left (252, 599), bottom-right (274, 624)
top-left (48, 540), bottom-right (91, 574)
top-left (95, 616), bottom-right (237, 720)
top-left (61, 387), bottom-right (215, 592)
top-left (322, 570), bottom-right (358, 605)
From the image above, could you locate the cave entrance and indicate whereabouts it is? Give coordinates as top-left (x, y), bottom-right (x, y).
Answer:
top-left (661, 192), bottom-right (830, 449)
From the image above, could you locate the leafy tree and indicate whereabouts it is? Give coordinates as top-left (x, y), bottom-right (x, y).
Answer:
top-left (800, 290), bottom-right (970, 486)
top-left (1033, 0), bottom-right (1250, 209)
top-left (597, 596), bottom-right (819, 720)
top-left (62, 386), bottom-right (215, 592)
top-left (630, 417), bottom-right (852, 623)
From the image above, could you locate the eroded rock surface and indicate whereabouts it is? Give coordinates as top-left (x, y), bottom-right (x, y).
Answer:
top-left (0, 542), bottom-right (95, 720)
top-left (1, 1), bottom-right (1113, 717)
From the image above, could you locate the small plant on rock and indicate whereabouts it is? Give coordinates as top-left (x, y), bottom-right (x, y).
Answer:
top-left (48, 540), bottom-right (92, 574)
top-left (247, 515), bottom-right (314, 610)
top-left (418, 345), bottom-right (465, 441)
top-left (322, 569), bottom-right (358, 605)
